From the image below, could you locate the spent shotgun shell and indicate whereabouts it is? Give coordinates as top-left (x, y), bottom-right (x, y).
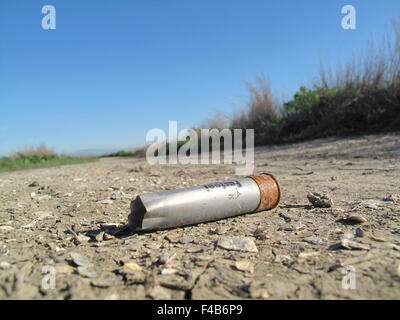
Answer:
top-left (128, 173), bottom-right (280, 232)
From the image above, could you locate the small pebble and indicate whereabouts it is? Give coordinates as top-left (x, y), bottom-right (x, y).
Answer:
top-left (234, 261), bottom-right (254, 273)
top-left (254, 227), bottom-right (270, 240)
top-left (98, 199), bottom-right (113, 204)
top-left (124, 262), bottom-right (142, 271)
top-left (95, 231), bottom-right (105, 242)
top-left (91, 277), bottom-right (116, 288)
top-left (303, 236), bottom-right (327, 245)
top-left (284, 222), bottom-right (305, 231)
top-left (384, 194), bottom-right (399, 203)
top-left (77, 233), bottom-right (90, 242)
top-left (359, 199), bottom-right (386, 209)
top-left (217, 236), bottom-right (258, 253)
top-left (21, 221), bottom-right (36, 229)
top-left (372, 236), bottom-right (385, 242)
top-left (37, 195), bottom-right (51, 202)
top-left (0, 261), bottom-right (11, 270)
top-left (274, 255), bottom-right (291, 263)
top-left (158, 253), bottom-right (176, 265)
top-left (345, 215), bottom-right (367, 224)
top-left (248, 282), bottom-right (270, 299)
top-left (397, 264), bottom-right (400, 277)
top-left (179, 237), bottom-right (193, 244)
top-left (148, 285), bottom-right (171, 300)
top-left (77, 267), bottom-right (97, 278)
top-left (342, 232), bottom-right (355, 240)
top-left (307, 192), bottom-right (333, 208)
top-left (0, 225), bottom-right (14, 231)
top-left (70, 252), bottom-right (92, 267)
top-left (161, 268), bottom-right (178, 275)
top-left (298, 251), bottom-right (319, 259)
top-left (185, 247), bottom-right (203, 253)
top-left (103, 233), bottom-right (115, 241)
top-left (355, 228), bottom-right (365, 237)
top-left (340, 239), bottom-right (370, 250)
top-left (34, 211), bottom-right (53, 220)
top-left (145, 243), bottom-right (161, 250)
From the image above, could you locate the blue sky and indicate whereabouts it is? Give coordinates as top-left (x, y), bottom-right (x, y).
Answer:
top-left (0, 0), bottom-right (399, 156)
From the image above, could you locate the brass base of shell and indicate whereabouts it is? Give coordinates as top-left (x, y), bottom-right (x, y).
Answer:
top-left (248, 173), bottom-right (281, 211)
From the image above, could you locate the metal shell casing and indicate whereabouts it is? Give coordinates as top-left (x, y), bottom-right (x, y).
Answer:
top-left (128, 173), bottom-right (280, 232)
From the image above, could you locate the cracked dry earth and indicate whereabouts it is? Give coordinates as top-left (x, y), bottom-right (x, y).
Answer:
top-left (1, 133), bottom-right (400, 300)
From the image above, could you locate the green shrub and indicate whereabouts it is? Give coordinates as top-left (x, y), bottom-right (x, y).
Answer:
top-left (101, 150), bottom-right (145, 158)
top-left (284, 86), bottom-right (320, 115)
top-left (0, 152), bottom-right (96, 172)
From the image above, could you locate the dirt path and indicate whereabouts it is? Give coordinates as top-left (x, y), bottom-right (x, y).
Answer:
top-left (0, 133), bottom-right (399, 299)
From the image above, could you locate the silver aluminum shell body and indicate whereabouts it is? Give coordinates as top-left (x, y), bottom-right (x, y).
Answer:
top-left (129, 177), bottom-right (261, 231)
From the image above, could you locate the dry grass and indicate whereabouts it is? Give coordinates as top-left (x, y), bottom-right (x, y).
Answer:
top-left (201, 23), bottom-right (400, 145)
top-left (318, 22), bottom-right (400, 91)
top-left (200, 111), bottom-right (231, 130)
top-left (10, 143), bottom-right (56, 158)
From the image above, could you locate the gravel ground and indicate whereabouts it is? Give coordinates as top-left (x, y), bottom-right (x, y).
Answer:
top-left (0, 133), bottom-right (399, 300)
